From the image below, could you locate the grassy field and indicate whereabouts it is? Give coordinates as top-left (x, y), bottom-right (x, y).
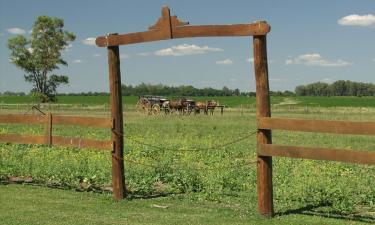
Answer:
top-left (2, 95), bottom-right (375, 108)
top-left (1, 99), bottom-right (375, 224)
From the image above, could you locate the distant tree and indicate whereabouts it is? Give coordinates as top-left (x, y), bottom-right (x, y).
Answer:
top-left (7, 16), bottom-right (75, 102)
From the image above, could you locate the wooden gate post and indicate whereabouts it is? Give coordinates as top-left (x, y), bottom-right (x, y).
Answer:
top-left (253, 32), bottom-right (274, 217)
top-left (107, 38), bottom-right (125, 200)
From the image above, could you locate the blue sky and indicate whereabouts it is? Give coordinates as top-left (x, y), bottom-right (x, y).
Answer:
top-left (1, 0), bottom-right (375, 93)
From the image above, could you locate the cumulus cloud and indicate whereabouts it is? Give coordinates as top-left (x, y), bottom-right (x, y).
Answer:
top-left (81, 37), bottom-right (96, 45)
top-left (320, 78), bottom-right (334, 83)
top-left (216, 59), bottom-right (233, 65)
top-left (286, 53), bottom-right (352, 67)
top-left (338, 14), bottom-right (375, 27)
top-left (154, 44), bottom-right (222, 56)
top-left (63, 44), bottom-right (73, 51)
top-left (72, 59), bottom-right (82, 64)
top-left (7, 27), bottom-right (26, 34)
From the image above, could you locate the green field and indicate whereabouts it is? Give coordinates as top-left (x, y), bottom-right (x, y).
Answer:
top-left (2, 95), bottom-right (375, 108)
top-left (1, 100), bottom-right (375, 224)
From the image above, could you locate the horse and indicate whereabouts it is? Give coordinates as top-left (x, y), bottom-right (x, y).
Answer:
top-left (165, 98), bottom-right (188, 114)
top-left (194, 100), bottom-right (217, 115)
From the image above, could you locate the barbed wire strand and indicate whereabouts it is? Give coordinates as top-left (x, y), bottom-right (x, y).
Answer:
top-left (113, 129), bottom-right (257, 152)
top-left (124, 158), bottom-right (258, 171)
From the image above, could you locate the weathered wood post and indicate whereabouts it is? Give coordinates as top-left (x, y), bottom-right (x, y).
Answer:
top-left (44, 112), bottom-right (52, 146)
top-left (253, 29), bottom-right (274, 217)
top-left (107, 36), bottom-right (125, 200)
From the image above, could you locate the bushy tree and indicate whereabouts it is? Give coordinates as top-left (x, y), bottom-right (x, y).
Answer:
top-left (7, 16), bottom-right (75, 102)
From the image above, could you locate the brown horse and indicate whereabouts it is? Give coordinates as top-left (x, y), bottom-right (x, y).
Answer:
top-left (165, 98), bottom-right (188, 114)
top-left (195, 100), bottom-right (217, 115)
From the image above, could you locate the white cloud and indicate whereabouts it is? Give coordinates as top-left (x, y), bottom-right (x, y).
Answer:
top-left (286, 53), bottom-right (352, 67)
top-left (154, 44), bottom-right (223, 56)
top-left (93, 53), bottom-right (101, 57)
top-left (7, 27), bottom-right (26, 35)
top-left (216, 59), bottom-right (233, 65)
top-left (72, 59), bottom-right (82, 64)
top-left (320, 78), bottom-right (334, 83)
top-left (338, 14), bottom-right (375, 27)
top-left (63, 44), bottom-right (73, 52)
top-left (247, 57), bottom-right (254, 63)
top-left (137, 52), bottom-right (151, 56)
top-left (229, 78), bottom-right (238, 82)
top-left (81, 37), bottom-right (96, 45)
top-left (120, 54), bottom-right (130, 59)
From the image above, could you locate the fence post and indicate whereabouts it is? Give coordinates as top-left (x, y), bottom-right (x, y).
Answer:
top-left (253, 31), bottom-right (274, 217)
top-left (44, 112), bottom-right (52, 146)
top-left (107, 39), bottom-right (125, 200)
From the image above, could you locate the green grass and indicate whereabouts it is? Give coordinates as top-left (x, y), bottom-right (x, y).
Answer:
top-left (3, 95), bottom-right (375, 108)
top-left (1, 105), bottom-right (375, 224)
top-left (0, 184), bottom-right (372, 225)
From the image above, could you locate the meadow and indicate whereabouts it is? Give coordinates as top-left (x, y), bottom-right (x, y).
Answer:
top-left (1, 96), bottom-right (375, 224)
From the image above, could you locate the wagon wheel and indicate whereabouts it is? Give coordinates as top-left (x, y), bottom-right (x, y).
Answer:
top-left (151, 104), bottom-right (161, 115)
top-left (136, 99), bottom-right (151, 114)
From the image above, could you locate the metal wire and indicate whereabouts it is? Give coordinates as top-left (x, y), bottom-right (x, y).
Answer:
top-left (124, 158), bottom-right (257, 171)
top-left (114, 129), bottom-right (257, 152)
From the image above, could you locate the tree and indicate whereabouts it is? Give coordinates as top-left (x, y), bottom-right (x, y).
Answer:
top-left (7, 16), bottom-right (75, 102)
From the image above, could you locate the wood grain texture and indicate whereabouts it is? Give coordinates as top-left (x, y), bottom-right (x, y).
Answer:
top-left (253, 33), bottom-right (274, 217)
top-left (0, 114), bottom-right (45, 124)
top-left (53, 115), bottom-right (112, 128)
top-left (107, 43), bottom-right (126, 200)
top-left (258, 117), bottom-right (375, 136)
top-left (44, 113), bottom-right (52, 146)
top-left (52, 136), bottom-right (112, 150)
top-left (96, 23), bottom-right (270, 47)
top-left (0, 134), bottom-right (45, 145)
top-left (258, 144), bottom-right (375, 165)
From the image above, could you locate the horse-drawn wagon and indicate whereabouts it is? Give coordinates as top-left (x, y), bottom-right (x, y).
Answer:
top-left (136, 95), bottom-right (168, 114)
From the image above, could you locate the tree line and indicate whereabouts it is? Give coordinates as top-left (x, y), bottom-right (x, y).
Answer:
top-left (295, 80), bottom-right (375, 96)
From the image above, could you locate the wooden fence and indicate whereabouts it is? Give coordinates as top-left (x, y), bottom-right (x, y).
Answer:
top-left (0, 113), bottom-right (113, 150)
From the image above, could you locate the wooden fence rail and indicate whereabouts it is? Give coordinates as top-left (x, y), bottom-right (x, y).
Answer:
top-left (258, 117), bottom-right (375, 136)
top-left (0, 113), bottom-right (112, 150)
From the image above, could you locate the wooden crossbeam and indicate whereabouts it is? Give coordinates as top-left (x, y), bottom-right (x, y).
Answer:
top-left (257, 117), bottom-right (375, 136)
top-left (95, 6), bottom-right (270, 47)
top-left (258, 144), bottom-right (375, 165)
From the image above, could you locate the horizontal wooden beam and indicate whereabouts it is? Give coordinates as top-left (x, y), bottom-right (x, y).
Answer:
top-left (96, 22), bottom-right (270, 47)
top-left (0, 114), bottom-right (45, 124)
top-left (257, 117), bottom-right (375, 136)
top-left (52, 136), bottom-right (112, 150)
top-left (53, 116), bottom-right (112, 128)
top-left (0, 133), bottom-right (112, 150)
top-left (258, 144), bottom-right (375, 165)
top-left (0, 134), bottom-right (45, 145)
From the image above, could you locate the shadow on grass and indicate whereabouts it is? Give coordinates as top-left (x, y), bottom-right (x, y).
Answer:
top-left (276, 202), bottom-right (375, 224)
top-left (0, 179), bottom-right (173, 200)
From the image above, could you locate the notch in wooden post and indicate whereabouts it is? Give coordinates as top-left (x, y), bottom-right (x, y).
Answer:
top-left (44, 112), bottom-right (52, 146)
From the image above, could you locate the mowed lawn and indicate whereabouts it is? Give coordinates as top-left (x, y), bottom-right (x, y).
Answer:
top-left (0, 184), bottom-right (371, 225)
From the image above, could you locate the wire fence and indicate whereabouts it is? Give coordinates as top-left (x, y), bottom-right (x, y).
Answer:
top-left (114, 129), bottom-right (257, 152)
top-left (118, 129), bottom-right (258, 170)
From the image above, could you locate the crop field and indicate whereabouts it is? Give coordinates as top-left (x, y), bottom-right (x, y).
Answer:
top-left (1, 97), bottom-right (375, 224)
